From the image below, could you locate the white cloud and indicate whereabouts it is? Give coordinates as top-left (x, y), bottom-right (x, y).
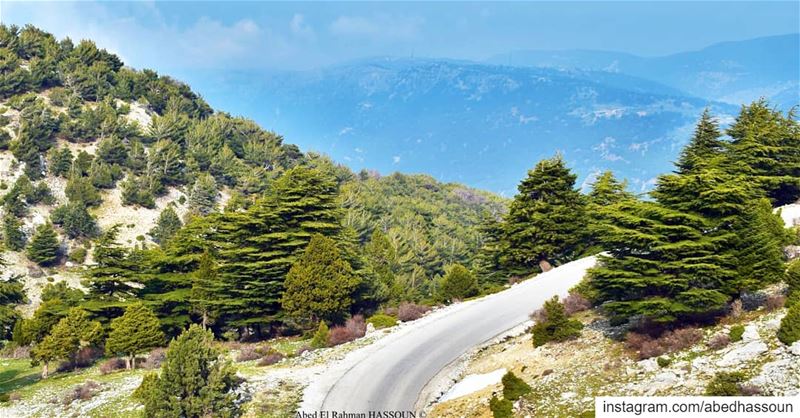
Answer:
top-left (329, 14), bottom-right (424, 41)
top-left (592, 137), bottom-right (626, 162)
top-left (392, 155), bottom-right (401, 164)
top-left (290, 13), bottom-right (315, 42)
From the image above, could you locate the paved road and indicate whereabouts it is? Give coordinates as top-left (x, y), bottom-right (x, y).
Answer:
top-left (302, 256), bottom-right (598, 414)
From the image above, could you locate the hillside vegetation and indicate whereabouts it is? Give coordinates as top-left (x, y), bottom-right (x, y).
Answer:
top-left (0, 23), bottom-right (799, 418)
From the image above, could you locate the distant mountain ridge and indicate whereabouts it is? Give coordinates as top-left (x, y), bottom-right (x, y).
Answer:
top-left (486, 34), bottom-right (800, 109)
top-left (194, 58), bottom-right (735, 195)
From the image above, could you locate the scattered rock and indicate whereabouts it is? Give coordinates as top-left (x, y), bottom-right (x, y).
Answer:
top-left (718, 341), bottom-right (768, 367)
top-left (742, 325), bottom-right (760, 342)
top-left (790, 342), bottom-right (800, 356)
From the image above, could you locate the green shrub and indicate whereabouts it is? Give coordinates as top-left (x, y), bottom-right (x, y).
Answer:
top-left (778, 303), bottom-right (800, 345)
top-left (489, 394), bottom-right (513, 418)
top-left (367, 314), bottom-right (397, 329)
top-left (705, 372), bottom-right (746, 396)
top-left (441, 263), bottom-right (479, 302)
top-left (311, 321), bottom-right (329, 349)
top-left (729, 325), bottom-right (745, 342)
top-left (657, 357), bottom-right (671, 368)
top-left (501, 371), bottom-right (531, 401)
top-left (531, 296), bottom-right (583, 347)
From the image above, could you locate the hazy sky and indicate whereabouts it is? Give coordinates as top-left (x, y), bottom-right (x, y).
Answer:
top-left (1, 1), bottom-right (798, 73)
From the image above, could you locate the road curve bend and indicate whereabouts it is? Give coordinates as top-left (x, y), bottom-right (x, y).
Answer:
top-left (300, 256), bottom-right (598, 414)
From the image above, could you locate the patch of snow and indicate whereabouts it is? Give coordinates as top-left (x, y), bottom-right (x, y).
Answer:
top-left (777, 204), bottom-right (800, 228)
top-left (438, 368), bottom-right (506, 402)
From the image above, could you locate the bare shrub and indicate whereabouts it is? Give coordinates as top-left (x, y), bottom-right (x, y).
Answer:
top-left (382, 307), bottom-right (398, 317)
top-left (397, 303), bottom-right (430, 322)
top-left (99, 358), bottom-right (126, 375)
top-left (663, 328), bottom-right (704, 352)
top-left (729, 299), bottom-right (743, 319)
top-left (765, 295), bottom-right (785, 312)
top-left (235, 344), bottom-right (261, 362)
top-left (74, 347), bottom-right (102, 368)
top-left (562, 292), bottom-right (591, 315)
top-left (62, 381), bottom-right (101, 405)
top-left (740, 384), bottom-right (763, 396)
top-left (708, 334), bottom-right (731, 350)
top-left (257, 351), bottom-right (285, 366)
top-left (625, 328), bottom-right (703, 360)
top-left (508, 276), bottom-right (523, 286)
top-left (529, 307), bottom-right (547, 323)
top-left (141, 348), bottom-right (166, 370)
top-left (0, 344), bottom-right (30, 359)
top-left (328, 315), bottom-right (367, 346)
top-left (8, 392), bottom-right (21, 402)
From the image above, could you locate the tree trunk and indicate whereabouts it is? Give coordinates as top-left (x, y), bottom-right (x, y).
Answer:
top-left (130, 355), bottom-right (136, 370)
top-left (539, 259), bottom-right (553, 272)
top-left (41, 362), bottom-right (49, 379)
top-left (202, 311), bottom-right (208, 329)
top-left (125, 356), bottom-right (131, 370)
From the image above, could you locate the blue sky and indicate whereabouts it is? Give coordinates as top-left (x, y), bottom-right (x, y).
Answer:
top-left (1, 1), bottom-right (798, 74)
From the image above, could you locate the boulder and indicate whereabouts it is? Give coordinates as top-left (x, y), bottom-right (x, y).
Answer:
top-left (718, 341), bottom-right (768, 367)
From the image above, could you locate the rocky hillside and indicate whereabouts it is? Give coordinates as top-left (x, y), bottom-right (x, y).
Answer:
top-left (426, 205), bottom-right (800, 417)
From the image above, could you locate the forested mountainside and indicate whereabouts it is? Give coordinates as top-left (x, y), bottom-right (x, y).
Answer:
top-left (0, 24), bottom-right (505, 341)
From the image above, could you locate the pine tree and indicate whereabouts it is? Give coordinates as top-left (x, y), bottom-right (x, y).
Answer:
top-left (149, 206), bottom-right (182, 245)
top-left (187, 173), bottom-right (218, 217)
top-left (502, 155), bottom-right (587, 275)
top-left (31, 308), bottom-right (102, 378)
top-left (190, 250), bottom-right (222, 329)
top-left (281, 234), bottom-right (359, 324)
top-left (3, 213), bottom-right (26, 250)
top-left (588, 171), bottom-right (633, 207)
top-left (96, 135), bottom-right (128, 165)
top-left (106, 303), bottom-right (165, 369)
top-left (0, 260), bottom-right (26, 340)
top-left (83, 225), bottom-right (138, 324)
top-left (137, 325), bottom-right (241, 418)
top-left (531, 296), bottom-right (583, 346)
top-left (588, 199), bottom-right (733, 325)
top-left (65, 169), bottom-right (102, 206)
top-left (26, 222), bottom-right (59, 266)
top-left (726, 101), bottom-right (800, 205)
top-left (473, 213), bottom-right (509, 287)
top-left (786, 260), bottom-right (800, 307)
top-left (675, 109), bottom-right (726, 175)
top-left (441, 263), bottom-right (479, 302)
top-left (733, 198), bottom-right (790, 290)
top-left (51, 201), bottom-right (98, 239)
top-left (48, 147), bottom-right (73, 177)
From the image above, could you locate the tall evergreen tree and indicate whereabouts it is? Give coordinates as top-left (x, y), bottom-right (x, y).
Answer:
top-left (3, 213), bottom-right (26, 250)
top-left (589, 199), bottom-right (734, 326)
top-left (281, 234), bottom-right (359, 324)
top-left (675, 109), bottom-right (726, 175)
top-left (0, 256), bottom-right (26, 340)
top-left (83, 225), bottom-right (138, 324)
top-left (149, 206), bottom-right (182, 245)
top-left (502, 155), bottom-right (587, 275)
top-left (47, 147), bottom-right (73, 177)
top-left (106, 303), bottom-right (165, 369)
top-left (31, 308), bottom-right (102, 378)
top-left (26, 222), bottom-right (59, 266)
top-left (51, 201), bottom-right (98, 239)
top-left (187, 173), bottom-right (218, 217)
top-left (725, 101), bottom-right (800, 205)
top-left (190, 250), bottom-right (222, 329)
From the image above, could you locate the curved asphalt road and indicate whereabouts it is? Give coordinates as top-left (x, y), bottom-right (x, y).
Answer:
top-left (301, 256), bottom-right (598, 415)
